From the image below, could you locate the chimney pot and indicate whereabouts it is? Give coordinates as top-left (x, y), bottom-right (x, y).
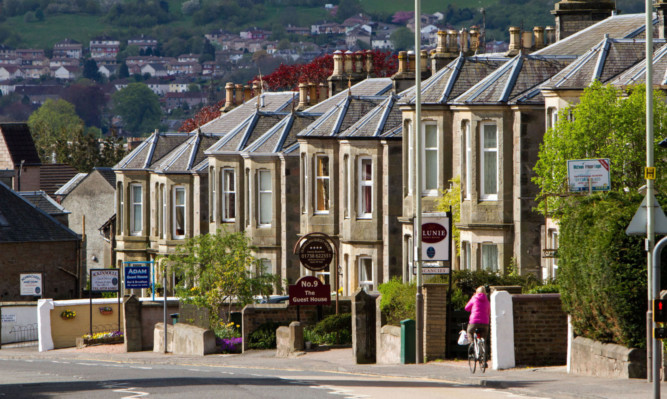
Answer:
top-left (407, 51), bottom-right (415, 72)
top-left (447, 29), bottom-right (458, 52)
top-left (470, 29), bottom-right (480, 52)
top-left (397, 51), bottom-right (408, 73)
top-left (332, 50), bottom-right (344, 76)
top-left (365, 50), bottom-right (374, 76)
top-left (460, 28), bottom-right (470, 53)
top-left (436, 30), bottom-right (447, 53)
top-left (509, 26), bottom-right (522, 51)
top-left (308, 82), bottom-right (317, 104)
top-left (318, 82), bottom-right (328, 100)
top-left (420, 50), bottom-right (428, 72)
top-left (225, 82), bottom-right (234, 107)
top-left (545, 26), bottom-right (555, 45)
top-left (533, 26), bottom-right (545, 49)
top-left (235, 84), bottom-right (244, 104)
top-left (298, 82), bottom-right (308, 108)
top-left (344, 51), bottom-right (354, 74)
top-left (521, 31), bottom-right (533, 49)
top-left (354, 51), bottom-right (364, 73)
top-left (243, 85), bottom-right (252, 102)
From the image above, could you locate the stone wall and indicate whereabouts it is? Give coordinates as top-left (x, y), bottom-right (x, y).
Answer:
top-left (570, 336), bottom-right (646, 379)
top-left (241, 299), bottom-right (351, 351)
top-left (377, 325), bottom-right (401, 364)
top-left (512, 293), bottom-right (567, 366)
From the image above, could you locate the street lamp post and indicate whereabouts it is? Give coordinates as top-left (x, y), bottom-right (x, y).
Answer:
top-left (414, 0), bottom-right (424, 365)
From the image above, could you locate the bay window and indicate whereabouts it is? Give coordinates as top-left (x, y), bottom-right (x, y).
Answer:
top-left (173, 186), bottom-right (186, 238)
top-left (480, 123), bottom-right (498, 200)
top-left (358, 157), bottom-right (372, 218)
top-left (222, 168), bottom-right (236, 222)
top-left (258, 170), bottom-right (272, 226)
top-left (130, 183), bottom-right (142, 236)
top-left (315, 155), bottom-right (330, 213)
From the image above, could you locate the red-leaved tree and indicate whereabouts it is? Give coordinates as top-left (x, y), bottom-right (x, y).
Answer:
top-left (178, 99), bottom-right (225, 132)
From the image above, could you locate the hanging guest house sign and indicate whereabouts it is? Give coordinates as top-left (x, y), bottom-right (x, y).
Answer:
top-left (298, 237), bottom-right (334, 271)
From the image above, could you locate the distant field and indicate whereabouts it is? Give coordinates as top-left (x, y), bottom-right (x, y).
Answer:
top-left (3, 14), bottom-right (116, 49)
top-left (360, 0), bottom-right (497, 14)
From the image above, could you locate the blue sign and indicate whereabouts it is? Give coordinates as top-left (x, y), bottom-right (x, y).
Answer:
top-left (125, 266), bottom-right (150, 289)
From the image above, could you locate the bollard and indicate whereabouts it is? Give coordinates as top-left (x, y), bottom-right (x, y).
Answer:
top-left (401, 319), bottom-right (416, 364)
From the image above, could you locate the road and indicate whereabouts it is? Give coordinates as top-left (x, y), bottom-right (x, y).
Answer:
top-left (0, 357), bottom-right (544, 399)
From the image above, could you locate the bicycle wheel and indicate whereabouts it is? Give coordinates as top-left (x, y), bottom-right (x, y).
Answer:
top-left (468, 343), bottom-right (476, 373)
top-left (478, 339), bottom-right (487, 373)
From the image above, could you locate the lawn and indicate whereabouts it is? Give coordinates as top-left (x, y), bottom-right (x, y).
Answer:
top-left (4, 14), bottom-right (116, 49)
top-left (360, 0), bottom-right (498, 15)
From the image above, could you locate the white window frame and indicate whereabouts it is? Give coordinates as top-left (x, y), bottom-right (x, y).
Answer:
top-left (314, 155), bottom-right (330, 214)
top-left (462, 120), bottom-right (471, 200)
top-left (480, 122), bottom-right (498, 201)
top-left (357, 156), bottom-right (372, 218)
top-left (481, 243), bottom-right (498, 272)
top-left (257, 169), bottom-right (272, 227)
top-left (172, 186), bottom-right (186, 239)
top-left (421, 122), bottom-right (438, 196)
top-left (358, 256), bottom-right (374, 292)
top-left (245, 168), bottom-right (250, 227)
top-left (210, 167), bottom-right (216, 223)
top-left (129, 183), bottom-right (142, 236)
top-left (301, 153), bottom-right (308, 214)
top-left (547, 107), bottom-right (558, 130)
top-left (222, 168), bottom-right (236, 222)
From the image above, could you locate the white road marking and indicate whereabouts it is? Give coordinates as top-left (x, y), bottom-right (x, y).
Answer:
top-left (113, 387), bottom-right (150, 398)
top-left (129, 366), bottom-right (152, 370)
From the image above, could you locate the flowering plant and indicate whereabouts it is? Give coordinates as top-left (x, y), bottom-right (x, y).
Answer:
top-left (61, 309), bottom-right (76, 319)
top-left (99, 306), bottom-right (113, 314)
top-left (82, 331), bottom-right (123, 340)
top-left (217, 337), bottom-right (242, 353)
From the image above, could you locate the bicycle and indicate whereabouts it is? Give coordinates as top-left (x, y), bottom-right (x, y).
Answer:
top-left (467, 327), bottom-right (487, 374)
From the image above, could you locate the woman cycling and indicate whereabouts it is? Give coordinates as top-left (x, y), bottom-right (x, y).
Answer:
top-left (465, 285), bottom-right (490, 360)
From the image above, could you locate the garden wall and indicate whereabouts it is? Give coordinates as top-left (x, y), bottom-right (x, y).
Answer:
top-left (241, 299), bottom-right (351, 352)
top-left (570, 336), bottom-right (646, 378)
top-left (512, 294), bottom-right (567, 366)
top-left (0, 302), bottom-right (37, 344)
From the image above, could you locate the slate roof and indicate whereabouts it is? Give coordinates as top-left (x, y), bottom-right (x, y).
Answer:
top-left (0, 182), bottom-right (79, 243)
top-left (610, 42), bottom-right (667, 86)
top-left (94, 167), bottom-right (116, 187)
top-left (0, 123), bottom-right (41, 166)
top-left (244, 113), bottom-right (320, 155)
top-left (199, 92), bottom-right (296, 135)
top-left (114, 132), bottom-right (191, 171)
top-left (401, 55), bottom-right (508, 105)
top-left (40, 164), bottom-right (78, 196)
top-left (541, 38), bottom-right (665, 90)
top-left (54, 173), bottom-right (87, 197)
top-left (536, 13), bottom-right (652, 57)
top-left (338, 94), bottom-right (403, 139)
top-left (298, 95), bottom-right (390, 137)
top-left (453, 54), bottom-right (575, 105)
top-left (154, 132), bottom-right (221, 173)
top-left (206, 112), bottom-right (289, 154)
top-left (19, 190), bottom-right (69, 216)
top-left (306, 78), bottom-right (393, 114)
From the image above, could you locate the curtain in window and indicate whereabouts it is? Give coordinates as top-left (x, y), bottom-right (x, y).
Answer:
top-left (483, 124), bottom-right (497, 196)
top-left (131, 185), bottom-right (142, 233)
top-left (175, 188), bottom-right (185, 236)
top-left (481, 244), bottom-right (498, 272)
top-left (316, 156), bottom-right (329, 211)
top-left (424, 125), bottom-right (437, 191)
top-left (361, 159), bottom-right (372, 214)
top-left (359, 257), bottom-right (373, 291)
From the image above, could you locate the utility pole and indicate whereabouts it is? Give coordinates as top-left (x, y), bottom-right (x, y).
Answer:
top-left (414, 0), bottom-right (424, 365)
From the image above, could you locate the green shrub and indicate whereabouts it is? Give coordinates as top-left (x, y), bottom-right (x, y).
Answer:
top-left (305, 313), bottom-right (352, 345)
top-left (558, 192), bottom-right (667, 349)
top-left (527, 283), bottom-right (560, 294)
top-left (378, 277), bottom-right (416, 326)
top-left (246, 321), bottom-right (286, 349)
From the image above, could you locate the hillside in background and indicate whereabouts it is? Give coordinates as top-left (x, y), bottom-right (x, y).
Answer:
top-left (0, 0), bottom-right (648, 52)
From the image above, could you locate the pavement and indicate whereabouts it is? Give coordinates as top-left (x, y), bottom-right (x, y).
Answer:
top-left (0, 344), bottom-right (665, 399)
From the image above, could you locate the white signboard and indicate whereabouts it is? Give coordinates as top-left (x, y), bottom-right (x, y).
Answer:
top-left (567, 158), bottom-right (611, 192)
top-left (415, 213), bottom-right (451, 262)
top-left (90, 269), bottom-right (119, 292)
top-left (1, 314), bottom-right (16, 323)
top-left (20, 273), bottom-right (42, 296)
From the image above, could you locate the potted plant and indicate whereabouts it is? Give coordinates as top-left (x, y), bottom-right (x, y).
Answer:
top-left (99, 306), bottom-right (113, 315)
top-left (60, 309), bottom-right (76, 320)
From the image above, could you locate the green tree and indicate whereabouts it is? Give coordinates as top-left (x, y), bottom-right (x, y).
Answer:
top-left (336, 0), bottom-right (363, 21)
top-left (28, 99), bottom-right (84, 163)
top-left (390, 27), bottom-right (414, 51)
top-left (111, 83), bottom-right (162, 136)
top-left (82, 58), bottom-right (102, 82)
top-left (167, 230), bottom-right (280, 326)
top-left (533, 82), bottom-right (667, 214)
top-left (437, 175), bottom-right (461, 255)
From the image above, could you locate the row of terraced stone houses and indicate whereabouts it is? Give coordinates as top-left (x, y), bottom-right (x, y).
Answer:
top-left (112, 0), bottom-right (667, 295)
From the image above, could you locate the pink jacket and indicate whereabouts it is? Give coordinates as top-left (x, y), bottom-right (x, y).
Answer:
top-left (465, 292), bottom-right (490, 325)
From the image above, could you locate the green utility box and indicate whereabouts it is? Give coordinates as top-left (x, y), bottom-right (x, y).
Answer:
top-left (401, 319), bottom-right (416, 364)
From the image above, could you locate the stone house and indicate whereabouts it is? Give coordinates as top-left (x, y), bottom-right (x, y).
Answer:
top-left (0, 181), bottom-right (80, 300)
top-left (55, 168), bottom-right (117, 279)
top-left (0, 123), bottom-right (41, 192)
